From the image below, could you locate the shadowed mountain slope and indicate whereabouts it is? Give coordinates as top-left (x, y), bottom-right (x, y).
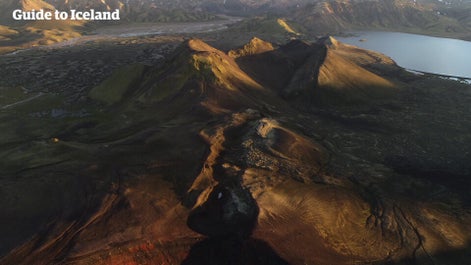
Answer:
top-left (91, 36), bottom-right (398, 109)
top-left (229, 36), bottom-right (397, 105)
top-left (90, 38), bottom-right (270, 114)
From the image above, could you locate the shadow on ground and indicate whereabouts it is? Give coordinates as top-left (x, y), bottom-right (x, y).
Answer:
top-left (181, 237), bottom-right (288, 265)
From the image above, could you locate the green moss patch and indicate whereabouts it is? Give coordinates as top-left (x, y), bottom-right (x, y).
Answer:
top-left (89, 64), bottom-right (146, 105)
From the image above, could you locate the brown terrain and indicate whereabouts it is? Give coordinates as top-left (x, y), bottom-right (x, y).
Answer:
top-left (0, 31), bottom-right (470, 265)
top-left (2, 0), bottom-right (471, 55)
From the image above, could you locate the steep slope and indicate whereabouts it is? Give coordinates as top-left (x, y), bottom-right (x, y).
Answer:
top-left (90, 38), bottom-right (266, 113)
top-left (228, 37), bottom-right (275, 58)
top-left (160, 36), bottom-right (394, 108)
top-left (290, 0), bottom-right (471, 39)
top-left (315, 37), bottom-right (396, 103)
top-left (231, 36), bottom-right (397, 104)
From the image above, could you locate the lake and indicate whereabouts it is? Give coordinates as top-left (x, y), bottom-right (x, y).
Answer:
top-left (335, 31), bottom-right (471, 79)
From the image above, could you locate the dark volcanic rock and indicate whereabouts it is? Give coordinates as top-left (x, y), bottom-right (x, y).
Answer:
top-left (187, 184), bottom-right (259, 239)
top-left (181, 237), bottom-right (289, 265)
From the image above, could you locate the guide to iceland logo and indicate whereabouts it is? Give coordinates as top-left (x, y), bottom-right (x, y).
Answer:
top-left (12, 9), bottom-right (121, 21)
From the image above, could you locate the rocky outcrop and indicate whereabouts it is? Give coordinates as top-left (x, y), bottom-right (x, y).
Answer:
top-left (187, 184), bottom-right (258, 238)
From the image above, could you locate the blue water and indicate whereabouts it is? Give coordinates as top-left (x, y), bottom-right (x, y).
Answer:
top-left (335, 31), bottom-right (471, 79)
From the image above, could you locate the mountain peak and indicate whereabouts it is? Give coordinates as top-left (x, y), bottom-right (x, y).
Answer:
top-left (186, 38), bottom-right (219, 53)
top-left (21, 0), bottom-right (55, 11)
top-left (228, 37), bottom-right (275, 58)
top-left (318, 36), bottom-right (340, 48)
top-left (276, 18), bottom-right (299, 35)
top-left (88, 38), bottom-right (265, 114)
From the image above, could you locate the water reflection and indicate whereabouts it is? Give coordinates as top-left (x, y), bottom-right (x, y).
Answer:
top-left (336, 31), bottom-right (471, 79)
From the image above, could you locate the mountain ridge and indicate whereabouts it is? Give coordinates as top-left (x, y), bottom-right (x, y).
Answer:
top-left (90, 36), bottom-right (399, 110)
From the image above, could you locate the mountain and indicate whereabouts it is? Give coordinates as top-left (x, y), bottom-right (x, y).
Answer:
top-left (288, 0), bottom-right (471, 39)
top-left (0, 25), bottom-right (19, 41)
top-left (90, 36), bottom-right (397, 108)
top-left (90, 38), bottom-right (267, 110)
top-left (0, 0), bottom-right (87, 53)
top-left (1, 37), bottom-right (470, 264)
top-left (0, 0), bottom-right (54, 24)
top-left (1, 0), bottom-right (470, 51)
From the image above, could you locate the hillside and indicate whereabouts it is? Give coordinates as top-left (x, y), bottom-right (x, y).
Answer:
top-left (0, 37), bottom-right (470, 264)
top-left (289, 0), bottom-right (471, 39)
top-left (1, 0), bottom-right (471, 54)
top-left (0, 0), bottom-right (54, 24)
top-left (0, 0), bottom-right (89, 52)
